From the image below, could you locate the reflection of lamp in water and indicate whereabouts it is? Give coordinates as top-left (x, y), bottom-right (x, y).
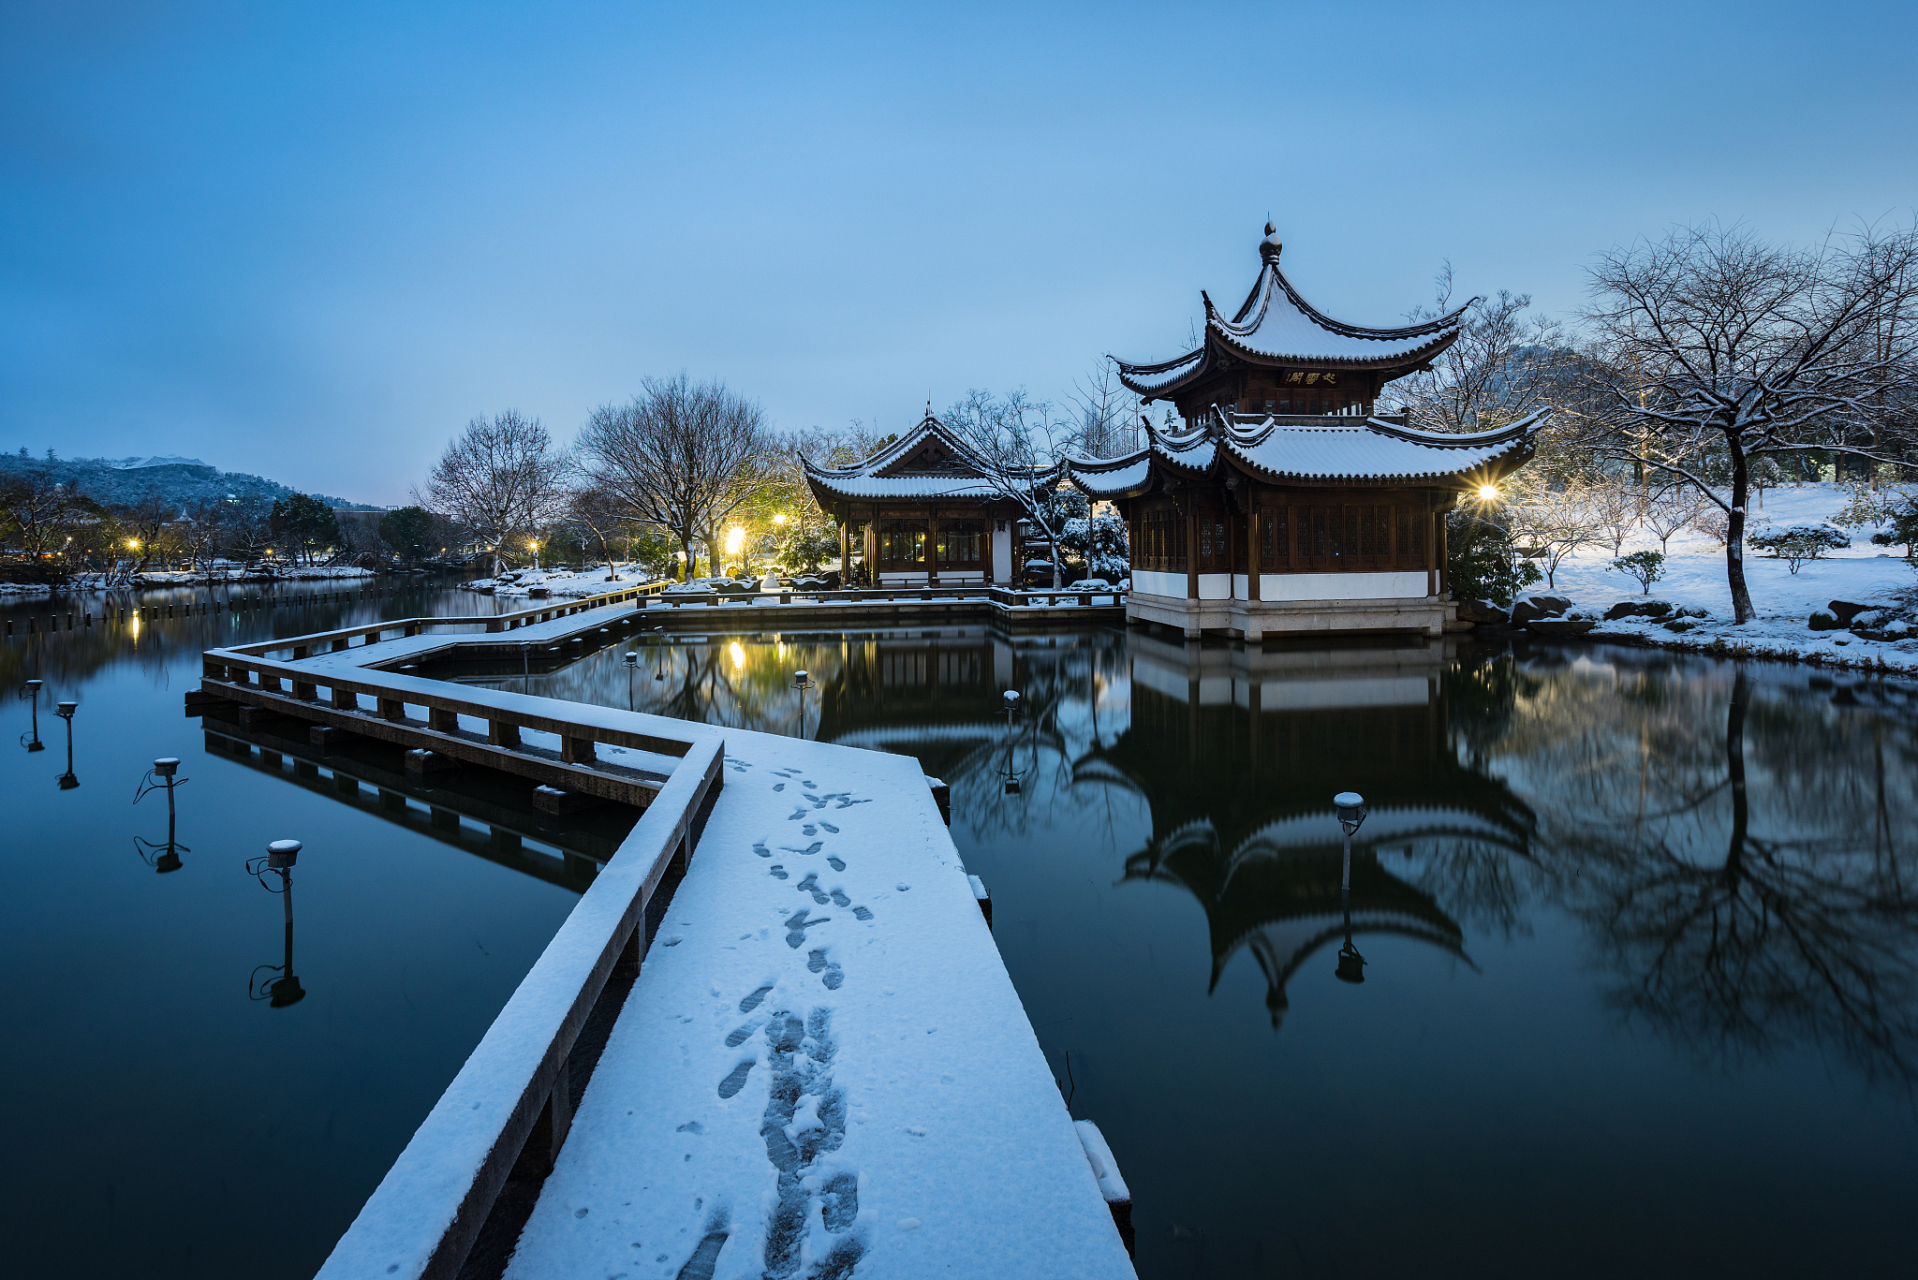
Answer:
top-left (653, 627), bottom-right (667, 681)
top-left (55, 700), bottom-right (79, 789)
top-left (246, 839), bottom-right (306, 1008)
top-left (133, 756), bottom-right (191, 873)
top-left (19, 678), bottom-right (45, 752)
top-left (793, 669), bottom-right (814, 740)
top-left (623, 650), bottom-right (639, 709)
top-left (1334, 791), bottom-right (1368, 983)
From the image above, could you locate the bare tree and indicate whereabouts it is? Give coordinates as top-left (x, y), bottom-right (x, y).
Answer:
top-left (1508, 484), bottom-right (1602, 589)
top-left (1068, 359), bottom-right (1143, 458)
top-left (941, 389), bottom-right (1071, 587)
top-left (1586, 477), bottom-right (1644, 555)
top-left (418, 410), bottom-right (572, 576)
top-left (575, 375), bottom-right (771, 580)
top-left (1393, 266), bottom-right (1569, 432)
top-left (1581, 220), bottom-right (1918, 622)
top-left (1643, 485), bottom-right (1712, 554)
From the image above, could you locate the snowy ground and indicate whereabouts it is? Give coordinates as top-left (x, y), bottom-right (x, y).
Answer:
top-left (467, 565), bottom-right (658, 599)
top-left (1516, 483), bottom-right (1918, 673)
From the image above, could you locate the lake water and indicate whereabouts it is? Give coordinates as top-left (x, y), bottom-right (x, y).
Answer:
top-left (6, 588), bottom-right (1916, 1278)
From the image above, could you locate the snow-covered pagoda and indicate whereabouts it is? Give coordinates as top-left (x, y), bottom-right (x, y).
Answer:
top-left (1073, 224), bottom-right (1546, 639)
top-left (802, 409), bottom-right (1055, 586)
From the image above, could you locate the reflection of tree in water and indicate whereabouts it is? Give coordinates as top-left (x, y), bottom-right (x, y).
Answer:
top-left (1514, 662), bottom-right (1918, 1088)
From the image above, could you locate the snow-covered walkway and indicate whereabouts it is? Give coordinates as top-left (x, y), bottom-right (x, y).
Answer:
top-left (500, 728), bottom-right (1133, 1280)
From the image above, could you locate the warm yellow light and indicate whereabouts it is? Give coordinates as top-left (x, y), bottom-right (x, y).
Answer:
top-left (729, 641), bottom-right (745, 670)
top-left (126, 539), bottom-right (140, 550)
top-left (1476, 484), bottom-right (1500, 502)
top-left (527, 539), bottom-right (539, 550)
top-left (773, 513), bottom-right (787, 526)
top-left (725, 527), bottom-right (746, 556)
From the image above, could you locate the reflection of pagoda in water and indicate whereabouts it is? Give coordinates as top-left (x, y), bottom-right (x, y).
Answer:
top-left (1100, 635), bottom-right (1533, 1028)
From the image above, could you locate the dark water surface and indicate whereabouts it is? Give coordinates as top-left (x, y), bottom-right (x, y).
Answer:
top-left (6, 591), bottom-right (1917, 1278)
top-left (0, 581), bottom-right (631, 1279)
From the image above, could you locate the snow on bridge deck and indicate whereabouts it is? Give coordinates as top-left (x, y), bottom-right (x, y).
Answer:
top-left (501, 726), bottom-right (1133, 1280)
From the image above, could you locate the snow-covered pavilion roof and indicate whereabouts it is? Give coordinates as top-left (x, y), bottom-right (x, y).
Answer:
top-left (1066, 408), bottom-right (1547, 497)
top-left (1115, 224), bottom-right (1469, 400)
top-left (802, 409), bottom-right (1058, 507)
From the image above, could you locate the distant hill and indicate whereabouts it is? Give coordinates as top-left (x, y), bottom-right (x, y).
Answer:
top-left (0, 450), bottom-right (374, 511)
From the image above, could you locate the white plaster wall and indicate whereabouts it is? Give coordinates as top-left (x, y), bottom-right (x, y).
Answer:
top-left (879, 571), bottom-right (930, 585)
top-left (992, 532), bottom-right (1012, 584)
top-left (1258, 571), bottom-right (1429, 601)
top-left (1232, 573), bottom-right (1249, 600)
top-left (1197, 572), bottom-right (1232, 601)
top-left (1131, 569), bottom-right (1187, 598)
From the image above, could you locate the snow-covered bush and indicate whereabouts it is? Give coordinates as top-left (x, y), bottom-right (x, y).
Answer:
top-left (1750, 525), bottom-right (1849, 574)
top-left (1609, 550), bottom-right (1667, 595)
top-left (1059, 513), bottom-right (1129, 580)
top-left (1808, 608), bottom-right (1843, 631)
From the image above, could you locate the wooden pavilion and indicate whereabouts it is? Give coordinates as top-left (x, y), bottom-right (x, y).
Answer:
top-left (802, 410), bottom-right (1055, 586)
top-left (1070, 224), bottom-right (1546, 639)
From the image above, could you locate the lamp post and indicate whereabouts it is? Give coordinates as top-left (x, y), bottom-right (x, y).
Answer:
top-left (1000, 689), bottom-right (1030, 795)
top-left (624, 650), bottom-right (639, 710)
top-left (55, 699), bottom-right (79, 789)
top-left (793, 669), bottom-right (813, 739)
top-left (247, 839), bottom-right (306, 1008)
top-left (1333, 791), bottom-right (1367, 983)
top-left (20, 679), bottom-right (45, 753)
top-left (134, 756), bottom-right (191, 873)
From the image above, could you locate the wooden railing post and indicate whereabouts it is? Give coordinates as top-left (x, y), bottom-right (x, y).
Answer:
top-left (429, 708), bottom-right (459, 733)
top-left (333, 686), bottom-right (359, 710)
top-left (489, 720), bottom-right (521, 748)
top-left (380, 697), bottom-right (407, 721)
top-left (562, 735), bottom-right (596, 765)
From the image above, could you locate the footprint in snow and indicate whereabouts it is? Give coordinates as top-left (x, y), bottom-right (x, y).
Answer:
top-left (787, 807), bottom-right (810, 821)
top-left (716, 1060), bottom-right (754, 1098)
top-left (724, 1024), bottom-right (757, 1048)
top-left (782, 841), bottom-right (823, 856)
top-left (784, 909), bottom-right (830, 948)
top-left (739, 984), bottom-right (774, 1013)
top-left (829, 888), bottom-right (850, 907)
top-left (820, 822), bottom-right (840, 834)
top-left (676, 1120), bottom-right (704, 1133)
top-left (852, 906), bottom-right (874, 922)
top-left (827, 856), bottom-right (846, 872)
top-left (835, 797), bottom-right (871, 809)
top-left (773, 782), bottom-right (785, 792)
top-left (753, 841), bottom-right (771, 858)
top-left (802, 824), bottom-right (817, 836)
top-left (769, 865), bottom-right (788, 880)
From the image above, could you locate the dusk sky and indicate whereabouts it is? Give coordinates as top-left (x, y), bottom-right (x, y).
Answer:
top-left (4, 1), bottom-right (1913, 506)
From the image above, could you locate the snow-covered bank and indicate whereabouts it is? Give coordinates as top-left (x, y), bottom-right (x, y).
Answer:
top-left (1501, 483), bottom-right (1918, 673)
top-left (2, 565), bottom-right (380, 596)
top-left (464, 565), bottom-right (655, 599)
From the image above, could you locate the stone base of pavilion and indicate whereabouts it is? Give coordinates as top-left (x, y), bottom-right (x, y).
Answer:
top-left (1126, 589), bottom-right (1454, 640)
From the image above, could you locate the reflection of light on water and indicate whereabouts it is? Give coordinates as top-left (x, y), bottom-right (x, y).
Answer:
top-left (777, 642), bottom-right (786, 661)
top-left (729, 641), bottom-right (745, 670)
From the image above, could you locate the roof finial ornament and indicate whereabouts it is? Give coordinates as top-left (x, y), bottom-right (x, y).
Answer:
top-left (1260, 221), bottom-right (1283, 263)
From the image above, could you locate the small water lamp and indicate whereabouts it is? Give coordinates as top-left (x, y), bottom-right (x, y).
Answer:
top-left (793, 670), bottom-right (814, 739)
top-left (133, 756), bottom-right (191, 873)
top-left (55, 699), bottom-right (79, 789)
top-left (247, 839), bottom-right (306, 1008)
top-left (1333, 791), bottom-right (1367, 984)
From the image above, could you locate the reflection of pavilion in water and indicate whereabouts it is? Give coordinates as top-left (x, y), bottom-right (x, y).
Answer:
top-left (1101, 635), bottom-right (1533, 1028)
top-left (814, 629), bottom-right (1020, 780)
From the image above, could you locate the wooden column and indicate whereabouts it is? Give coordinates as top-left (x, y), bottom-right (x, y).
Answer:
top-left (1247, 502), bottom-right (1262, 602)
top-left (927, 513), bottom-right (940, 586)
top-left (1185, 502), bottom-right (1199, 601)
top-left (864, 522), bottom-right (878, 584)
top-left (839, 521), bottom-right (851, 582)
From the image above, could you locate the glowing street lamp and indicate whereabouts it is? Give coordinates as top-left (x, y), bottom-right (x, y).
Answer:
top-left (773, 513), bottom-right (788, 526)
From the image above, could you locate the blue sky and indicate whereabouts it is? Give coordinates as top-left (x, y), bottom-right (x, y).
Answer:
top-left (3, 1), bottom-right (1913, 504)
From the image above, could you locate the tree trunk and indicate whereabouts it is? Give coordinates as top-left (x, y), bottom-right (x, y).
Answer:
top-left (1724, 438), bottom-right (1754, 624)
